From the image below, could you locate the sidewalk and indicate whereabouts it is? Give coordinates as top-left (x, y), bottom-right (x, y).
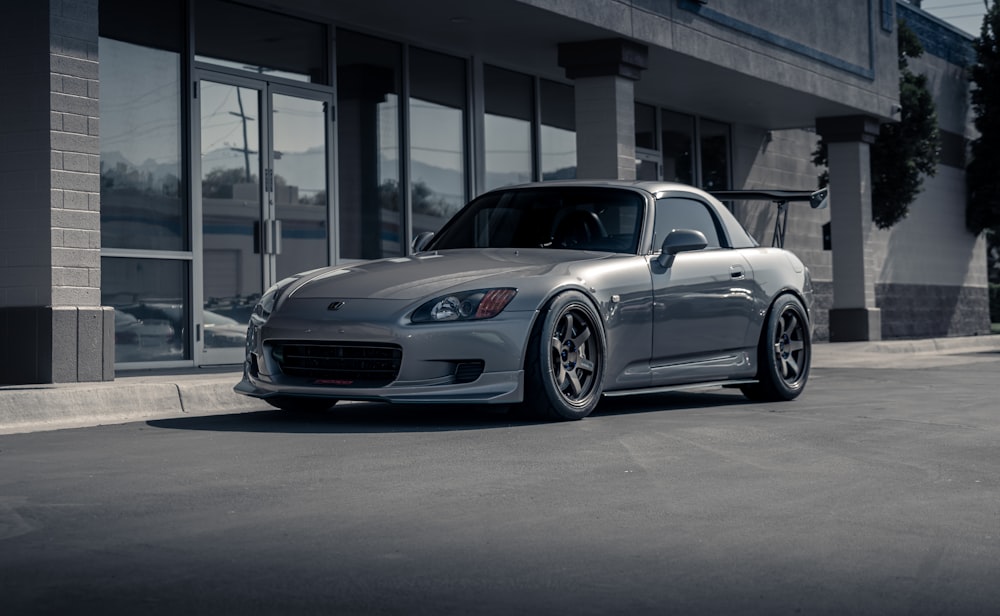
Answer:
top-left (2, 335), bottom-right (999, 435)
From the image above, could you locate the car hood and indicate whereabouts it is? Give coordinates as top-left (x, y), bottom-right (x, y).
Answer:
top-left (286, 248), bottom-right (610, 301)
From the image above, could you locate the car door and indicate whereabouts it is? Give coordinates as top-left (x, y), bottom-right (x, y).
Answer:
top-left (648, 196), bottom-right (756, 385)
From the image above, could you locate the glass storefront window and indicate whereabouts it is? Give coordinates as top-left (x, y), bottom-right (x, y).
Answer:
top-left (336, 30), bottom-right (404, 259)
top-left (700, 118), bottom-right (731, 191)
top-left (484, 66), bottom-right (533, 191)
top-left (200, 81), bottom-right (262, 319)
top-left (102, 257), bottom-right (190, 363)
top-left (635, 103), bottom-right (657, 151)
top-left (662, 110), bottom-right (695, 185)
top-left (409, 47), bottom-right (468, 235)
top-left (99, 38), bottom-right (185, 251)
top-left (195, 0), bottom-right (328, 84)
top-left (540, 80), bottom-right (576, 180)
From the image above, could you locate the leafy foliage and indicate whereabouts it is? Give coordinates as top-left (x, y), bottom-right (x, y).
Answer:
top-left (813, 20), bottom-right (940, 230)
top-left (967, 1), bottom-right (1000, 237)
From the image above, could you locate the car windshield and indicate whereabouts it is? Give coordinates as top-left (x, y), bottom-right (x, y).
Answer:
top-left (427, 187), bottom-right (644, 254)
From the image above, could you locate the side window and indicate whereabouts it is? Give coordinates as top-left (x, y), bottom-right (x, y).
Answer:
top-left (653, 198), bottom-right (724, 250)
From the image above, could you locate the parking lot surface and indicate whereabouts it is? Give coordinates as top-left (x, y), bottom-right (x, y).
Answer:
top-left (1, 345), bottom-right (998, 614)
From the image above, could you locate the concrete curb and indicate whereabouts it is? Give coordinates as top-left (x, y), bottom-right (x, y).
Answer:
top-left (1, 335), bottom-right (998, 435)
top-left (0, 374), bottom-right (261, 435)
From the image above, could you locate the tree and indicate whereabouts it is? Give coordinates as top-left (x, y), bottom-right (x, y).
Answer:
top-left (813, 20), bottom-right (940, 229)
top-left (967, 0), bottom-right (1000, 240)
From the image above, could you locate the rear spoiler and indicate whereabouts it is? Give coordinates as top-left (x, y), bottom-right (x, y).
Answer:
top-left (710, 187), bottom-right (828, 248)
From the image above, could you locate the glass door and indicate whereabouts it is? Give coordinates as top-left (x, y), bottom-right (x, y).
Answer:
top-left (270, 89), bottom-right (331, 281)
top-left (196, 74), bottom-right (333, 364)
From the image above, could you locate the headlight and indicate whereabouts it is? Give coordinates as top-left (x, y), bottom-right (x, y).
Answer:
top-left (411, 288), bottom-right (517, 323)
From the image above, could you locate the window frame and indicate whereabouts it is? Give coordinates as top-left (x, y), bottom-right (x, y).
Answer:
top-left (651, 196), bottom-right (732, 253)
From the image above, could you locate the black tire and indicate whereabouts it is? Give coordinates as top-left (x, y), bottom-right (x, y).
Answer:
top-left (522, 291), bottom-right (606, 420)
top-left (265, 396), bottom-right (337, 412)
top-left (741, 294), bottom-right (811, 401)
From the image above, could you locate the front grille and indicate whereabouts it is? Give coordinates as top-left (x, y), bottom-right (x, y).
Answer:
top-left (272, 342), bottom-right (402, 386)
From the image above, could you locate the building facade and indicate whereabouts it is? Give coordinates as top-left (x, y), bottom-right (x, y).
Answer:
top-left (0, 0), bottom-right (990, 384)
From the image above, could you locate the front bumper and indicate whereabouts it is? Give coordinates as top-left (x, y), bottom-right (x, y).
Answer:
top-left (234, 298), bottom-right (534, 405)
top-left (235, 368), bottom-right (524, 404)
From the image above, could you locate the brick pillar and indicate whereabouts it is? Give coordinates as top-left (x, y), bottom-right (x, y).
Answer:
top-left (558, 39), bottom-right (648, 180)
top-left (816, 115), bottom-right (882, 342)
top-left (0, 0), bottom-right (113, 384)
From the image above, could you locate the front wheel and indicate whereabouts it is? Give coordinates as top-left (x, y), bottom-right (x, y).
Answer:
top-left (741, 294), bottom-right (811, 401)
top-left (522, 292), bottom-right (606, 420)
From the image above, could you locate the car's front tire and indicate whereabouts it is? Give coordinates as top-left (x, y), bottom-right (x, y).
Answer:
top-left (523, 291), bottom-right (606, 420)
top-left (741, 293), bottom-right (811, 401)
top-left (265, 396), bottom-right (338, 412)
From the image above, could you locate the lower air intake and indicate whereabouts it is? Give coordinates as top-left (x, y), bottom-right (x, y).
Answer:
top-left (273, 342), bottom-right (402, 386)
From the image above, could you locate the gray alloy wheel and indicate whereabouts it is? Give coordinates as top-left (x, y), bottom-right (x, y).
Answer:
top-left (523, 291), bottom-right (606, 420)
top-left (741, 294), bottom-right (810, 401)
top-left (265, 396), bottom-right (337, 412)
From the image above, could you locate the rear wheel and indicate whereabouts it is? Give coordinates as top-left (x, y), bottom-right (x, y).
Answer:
top-left (522, 292), bottom-right (606, 420)
top-left (741, 294), bottom-right (810, 401)
top-left (265, 396), bottom-right (338, 412)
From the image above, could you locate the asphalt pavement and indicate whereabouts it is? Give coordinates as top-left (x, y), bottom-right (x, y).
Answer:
top-left (1, 334), bottom-right (999, 435)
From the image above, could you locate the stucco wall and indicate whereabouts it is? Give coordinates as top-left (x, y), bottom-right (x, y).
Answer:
top-left (521, 0), bottom-right (900, 122)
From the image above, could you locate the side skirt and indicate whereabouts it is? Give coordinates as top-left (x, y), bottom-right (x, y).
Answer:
top-left (602, 379), bottom-right (758, 398)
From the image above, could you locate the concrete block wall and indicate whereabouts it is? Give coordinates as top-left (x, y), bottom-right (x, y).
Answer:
top-left (574, 75), bottom-right (637, 180)
top-left (730, 126), bottom-right (833, 339)
top-left (732, 120), bottom-right (988, 339)
top-left (729, 60), bottom-right (988, 340)
top-left (50, 0), bottom-right (101, 308)
top-left (0, 0), bottom-right (112, 384)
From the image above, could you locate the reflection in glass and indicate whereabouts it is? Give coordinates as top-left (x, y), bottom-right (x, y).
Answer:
top-left (654, 198), bottom-right (722, 248)
top-left (99, 38), bottom-right (185, 251)
top-left (102, 257), bottom-right (190, 363)
top-left (635, 102), bottom-right (657, 150)
top-left (540, 79), bottom-right (576, 180)
top-left (700, 118), bottom-right (731, 191)
top-left (484, 115), bottom-right (531, 191)
top-left (272, 94), bottom-right (329, 280)
top-left (336, 30), bottom-right (404, 259)
top-left (200, 81), bottom-right (262, 336)
top-left (662, 109), bottom-right (695, 184)
top-left (409, 48), bottom-right (467, 235)
top-left (636, 158), bottom-right (660, 181)
top-left (484, 66), bottom-right (533, 191)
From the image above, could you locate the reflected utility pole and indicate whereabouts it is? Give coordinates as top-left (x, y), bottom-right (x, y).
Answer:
top-left (229, 88), bottom-right (256, 182)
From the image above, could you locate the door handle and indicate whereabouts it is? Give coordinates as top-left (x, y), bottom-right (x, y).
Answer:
top-left (272, 220), bottom-right (282, 255)
top-left (262, 220), bottom-right (283, 255)
top-left (730, 266), bottom-right (745, 279)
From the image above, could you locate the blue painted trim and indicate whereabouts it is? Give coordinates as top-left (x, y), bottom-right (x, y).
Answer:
top-left (677, 0), bottom-right (876, 80)
top-left (896, 2), bottom-right (975, 67)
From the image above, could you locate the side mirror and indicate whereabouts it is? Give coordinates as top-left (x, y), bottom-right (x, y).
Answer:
top-left (810, 187), bottom-right (829, 210)
top-left (657, 229), bottom-right (708, 268)
top-left (411, 231), bottom-right (435, 253)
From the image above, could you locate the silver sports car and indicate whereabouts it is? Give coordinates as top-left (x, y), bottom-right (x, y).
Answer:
top-left (235, 180), bottom-right (815, 420)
